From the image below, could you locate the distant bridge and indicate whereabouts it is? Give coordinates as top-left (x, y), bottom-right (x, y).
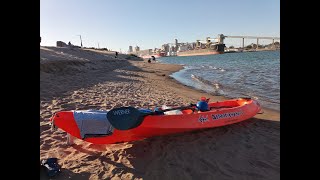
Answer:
top-left (222, 35), bottom-right (280, 48)
top-left (157, 34), bottom-right (280, 50)
top-left (192, 34), bottom-right (280, 49)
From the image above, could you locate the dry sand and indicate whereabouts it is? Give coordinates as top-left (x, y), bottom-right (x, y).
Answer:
top-left (40, 46), bottom-right (280, 180)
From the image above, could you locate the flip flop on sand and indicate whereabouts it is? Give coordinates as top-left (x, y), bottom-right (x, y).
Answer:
top-left (41, 158), bottom-right (61, 177)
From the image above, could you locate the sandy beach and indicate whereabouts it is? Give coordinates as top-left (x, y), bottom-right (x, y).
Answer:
top-left (40, 46), bottom-right (280, 179)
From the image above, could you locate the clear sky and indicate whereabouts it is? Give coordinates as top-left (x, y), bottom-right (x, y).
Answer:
top-left (40, 0), bottom-right (280, 52)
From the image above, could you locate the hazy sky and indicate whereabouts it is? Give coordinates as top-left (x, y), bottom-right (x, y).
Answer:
top-left (40, 0), bottom-right (280, 52)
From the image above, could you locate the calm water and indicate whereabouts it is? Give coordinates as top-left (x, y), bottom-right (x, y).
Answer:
top-left (158, 51), bottom-right (280, 111)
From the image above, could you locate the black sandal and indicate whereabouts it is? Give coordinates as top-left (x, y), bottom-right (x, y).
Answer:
top-left (41, 158), bottom-right (61, 177)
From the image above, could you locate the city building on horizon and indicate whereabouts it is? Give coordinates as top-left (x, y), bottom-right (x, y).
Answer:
top-left (128, 46), bottom-right (133, 53)
top-left (135, 46), bottom-right (140, 52)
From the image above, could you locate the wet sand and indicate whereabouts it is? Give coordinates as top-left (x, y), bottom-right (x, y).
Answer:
top-left (40, 46), bottom-right (279, 180)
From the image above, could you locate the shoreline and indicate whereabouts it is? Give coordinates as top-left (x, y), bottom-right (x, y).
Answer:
top-left (141, 60), bottom-right (280, 121)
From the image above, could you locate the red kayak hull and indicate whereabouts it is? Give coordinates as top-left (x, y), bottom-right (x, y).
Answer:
top-left (50, 98), bottom-right (261, 144)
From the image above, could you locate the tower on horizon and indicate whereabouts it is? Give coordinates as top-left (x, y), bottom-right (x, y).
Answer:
top-left (135, 46), bottom-right (140, 52)
top-left (128, 46), bottom-right (133, 53)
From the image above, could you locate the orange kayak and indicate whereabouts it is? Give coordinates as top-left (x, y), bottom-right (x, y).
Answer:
top-left (50, 98), bottom-right (261, 144)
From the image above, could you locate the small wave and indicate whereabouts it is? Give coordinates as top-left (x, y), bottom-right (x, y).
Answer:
top-left (213, 83), bottom-right (220, 89)
top-left (191, 74), bottom-right (203, 83)
top-left (207, 66), bottom-right (225, 71)
top-left (216, 67), bottom-right (226, 72)
top-left (251, 96), bottom-right (259, 100)
top-left (191, 74), bottom-right (223, 90)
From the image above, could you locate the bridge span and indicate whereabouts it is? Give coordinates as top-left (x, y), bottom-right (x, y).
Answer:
top-left (220, 34), bottom-right (280, 48)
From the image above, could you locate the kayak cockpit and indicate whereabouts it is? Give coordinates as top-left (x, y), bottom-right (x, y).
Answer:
top-left (209, 98), bottom-right (249, 109)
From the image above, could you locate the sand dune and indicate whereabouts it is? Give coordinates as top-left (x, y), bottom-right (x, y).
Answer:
top-left (40, 46), bottom-right (279, 180)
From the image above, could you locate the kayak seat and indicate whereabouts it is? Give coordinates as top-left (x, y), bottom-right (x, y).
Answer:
top-left (73, 110), bottom-right (114, 139)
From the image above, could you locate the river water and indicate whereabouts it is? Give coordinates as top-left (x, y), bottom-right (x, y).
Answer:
top-left (158, 50), bottom-right (280, 111)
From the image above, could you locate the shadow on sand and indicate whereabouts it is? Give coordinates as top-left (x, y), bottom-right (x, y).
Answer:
top-left (50, 118), bottom-right (279, 180)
